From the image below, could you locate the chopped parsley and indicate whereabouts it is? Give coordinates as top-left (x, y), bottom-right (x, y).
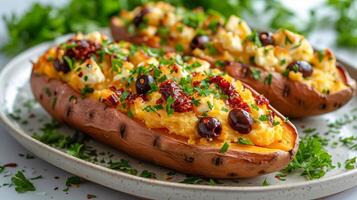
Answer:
top-left (192, 98), bottom-right (201, 107)
top-left (112, 58), bottom-right (123, 73)
top-left (272, 120), bottom-right (280, 126)
top-left (259, 114), bottom-right (269, 121)
top-left (175, 44), bottom-right (184, 52)
top-left (339, 136), bottom-right (357, 150)
top-left (221, 107), bottom-right (229, 112)
top-left (246, 31), bottom-right (262, 47)
top-left (262, 178), bottom-right (269, 186)
top-left (185, 61), bottom-right (201, 71)
top-left (207, 101), bottom-right (214, 110)
top-left (11, 171), bottom-right (36, 193)
top-left (67, 143), bottom-right (84, 158)
top-left (206, 43), bottom-right (217, 55)
top-left (63, 56), bottom-right (75, 70)
top-left (238, 137), bottom-right (253, 145)
top-left (127, 109), bottom-right (134, 119)
top-left (219, 142), bottom-right (229, 153)
top-left (182, 11), bottom-right (205, 28)
top-left (108, 159), bottom-right (137, 175)
top-left (282, 136), bottom-right (334, 180)
top-left (143, 105), bottom-right (163, 112)
top-left (250, 103), bottom-right (259, 111)
top-left (65, 176), bottom-right (82, 186)
top-left (166, 96), bottom-right (175, 116)
top-left (139, 170), bottom-right (156, 179)
top-left (303, 128), bottom-right (317, 134)
top-left (80, 85), bottom-right (94, 96)
top-left (345, 157), bottom-right (357, 170)
top-left (264, 73), bottom-right (273, 85)
top-left (0, 165), bottom-right (4, 173)
top-left (250, 68), bottom-right (261, 80)
top-left (180, 176), bottom-right (204, 184)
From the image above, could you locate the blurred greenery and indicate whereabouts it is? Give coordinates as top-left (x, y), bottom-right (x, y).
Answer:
top-left (326, 0), bottom-right (357, 48)
top-left (1, 0), bottom-right (357, 55)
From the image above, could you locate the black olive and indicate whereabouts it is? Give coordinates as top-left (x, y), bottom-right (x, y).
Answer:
top-left (228, 108), bottom-right (253, 134)
top-left (197, 117), bottom-right (222, 139)
top-left (259, 32), bottom-right (274, 46)
top-left (190, 35), bottom-right (210, 50)
top-left (53, 59), bottom-right (70, 73)
top-left (136, 75), bottom-right (155, 95)
top-left (287, 61), bottom-right (313, 78)
top-left (133, 7), bottom-right (150, 27)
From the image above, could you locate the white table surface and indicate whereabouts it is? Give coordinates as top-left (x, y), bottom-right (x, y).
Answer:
top-left (0, 0), bottom-right (357, 199)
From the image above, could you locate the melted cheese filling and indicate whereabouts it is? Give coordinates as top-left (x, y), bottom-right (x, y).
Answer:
top-left (33, 32), bottom-right (295, 151)
top-left (117, 2), bottom-right (346, 94)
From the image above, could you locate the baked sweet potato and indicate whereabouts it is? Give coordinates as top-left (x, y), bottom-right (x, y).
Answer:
top-left (31, 32), bottom-right (299, 178)
top-left (224, 62), bottom-right (356, 118)
top-left (110, 2), bottom-right (356, 118)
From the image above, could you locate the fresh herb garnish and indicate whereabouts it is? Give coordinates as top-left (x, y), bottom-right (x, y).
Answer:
top-left (143, 105), bottom-right (163, 112)
top-left (11, 171), bottom-right (36, 193)
top-left (250, 68), bottom-right (261, 80)
top-left (238, 137), bottom-right (253, 145)
top-left (345, 157), bottom-right (357, 170)
top-left (139, 170), bottom-right (156, 178)
top-left (180, 176), bottom-right (204, 184)
top-left (207, 101), bottom-right (214, 110)
top-left (66, 176), bottom-right (82, 186)
top-left (246, 31), bottom-right (262, 47)
top-left (166, 96), bottom-right (175, 116)
top-left (80, 85), bottom-right (94, 96)
top-left (259, 114), bottom-right (269, 121)
top-left (108, 159), bottom-right (138, 175)
top-left (264, 73), bottom-right (273, 85)
top-left (262, 178), bottom-right (269, 186)
top-left (220, 142), bottom-right (229, 153)
top-left (282, 136), bottom-right (334, 180)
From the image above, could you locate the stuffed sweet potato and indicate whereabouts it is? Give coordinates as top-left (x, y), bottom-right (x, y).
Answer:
top-left (110, 2), bottom-right (356, 118)
top-left (31, 32), bottom-right (298, 178)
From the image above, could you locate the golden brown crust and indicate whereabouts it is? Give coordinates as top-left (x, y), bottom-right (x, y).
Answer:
top-left (110, 18), bottom-right (356, 118)
top-left (31, 71), bottom-right (298, 178)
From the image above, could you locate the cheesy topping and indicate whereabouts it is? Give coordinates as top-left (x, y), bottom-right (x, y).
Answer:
top-left (116, 2), bottom-right (346, 94)
top-left (33, 32), bottom-right (294, 151)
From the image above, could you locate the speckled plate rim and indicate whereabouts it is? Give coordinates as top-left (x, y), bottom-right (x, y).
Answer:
top-left (0, 39), bottom-right (357, 199)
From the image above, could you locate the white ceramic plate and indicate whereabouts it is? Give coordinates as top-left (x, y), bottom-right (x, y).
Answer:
top-left (0, 38), bottom-right (357, 200)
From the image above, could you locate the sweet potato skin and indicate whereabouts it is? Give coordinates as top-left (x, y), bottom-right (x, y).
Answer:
top-left (110, 17), bottom-right (356, 118)
top-left (225, 63), bottom-right (356, 118)
top-left (31, 71), bottom-right (298, 178)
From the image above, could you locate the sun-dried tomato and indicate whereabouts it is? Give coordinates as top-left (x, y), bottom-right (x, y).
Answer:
top-left (210, 76), bottom-right (250, 112)
top-left (65, 39), bottom-right (101, 60)
top-left (255, 95), bottom-right (269, 106)
top-left (159, 80), bottom-right (192, 113)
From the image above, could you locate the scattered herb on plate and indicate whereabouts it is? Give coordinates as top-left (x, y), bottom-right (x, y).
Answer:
top-left (11, 171), bottom-right (36, 193)
top-left (66, 176), bottom-right (82, 187)
top-left (345, 157), bottom-right (357, 170)
top-left (180, 176), bottom-right (204, 184)
top-left (282, 136), bottom-right (334, 180)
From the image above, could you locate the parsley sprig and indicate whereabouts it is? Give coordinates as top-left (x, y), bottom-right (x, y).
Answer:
top-left (11, 171), bottom-right (36, 193)
top-left (282, 136), bottom-right (334, 180)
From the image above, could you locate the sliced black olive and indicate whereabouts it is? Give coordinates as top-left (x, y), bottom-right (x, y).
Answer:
top-left (133, 7), bottom-right (150, 27)
top-left (53, 59), bottom-right (70, 73)
top-left (197, 117), bottom-right (222, 139)
top-left (190, 35), bottom-right (210, 50)
top-left (287, 61), bottom-right (313, 78)
top-left (259, 32), bottom-right (274, 46)
top-left (228, 108), bottom-right (253, 134)
top-left (136, 74), bottom-right (155, 95)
